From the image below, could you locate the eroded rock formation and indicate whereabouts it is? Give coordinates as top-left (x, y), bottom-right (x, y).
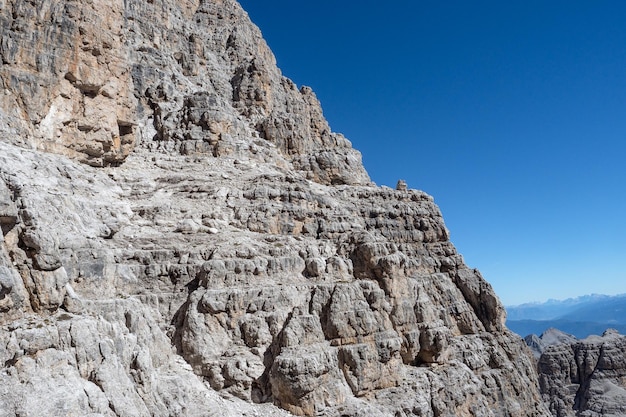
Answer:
top-left (1, 1), bottom-right (549, 416)
top-left (533, 329), bottom-right (626, 417)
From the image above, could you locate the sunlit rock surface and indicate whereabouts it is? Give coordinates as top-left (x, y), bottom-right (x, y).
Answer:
top-left (0, 1), bottom-right (549, 416)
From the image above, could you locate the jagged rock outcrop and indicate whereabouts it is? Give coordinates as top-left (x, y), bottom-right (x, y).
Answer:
top-left (0, 0), bottom-right (368, 184)
top-left (533, 329), bottom-right (626, 417)
top-left (525, 328), bottom-right (578, 359)
top-left (1, 1), bottom-right (550, 416)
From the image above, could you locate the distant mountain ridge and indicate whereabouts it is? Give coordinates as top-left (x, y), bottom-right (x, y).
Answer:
top-left (506, 293), bottom-right (626, 338)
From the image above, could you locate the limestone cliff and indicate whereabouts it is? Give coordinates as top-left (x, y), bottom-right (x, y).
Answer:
top-left (532, 329), bottom-right (626, 417)
top-left (0, 1), bottom-right (549, 416)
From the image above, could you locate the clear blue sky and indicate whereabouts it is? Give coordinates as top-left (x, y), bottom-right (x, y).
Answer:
top-left (238, 0), bottom-right (626, 305)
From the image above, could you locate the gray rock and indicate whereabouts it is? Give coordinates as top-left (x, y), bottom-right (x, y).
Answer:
top-left (0, 1), bottom-right (551, 416)
top-left (525, 328), bottom-right (577, 359)
top-left (535, 329), bottom-right (626, 417)
top-left (0, 180), bottom-right (18, 235)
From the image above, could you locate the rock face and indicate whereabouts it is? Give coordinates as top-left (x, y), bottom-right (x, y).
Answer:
top-left (524, 328), bottom-right (578, 359)
top-left (0, 1), bottom-right (549, 416)
top-left (533, 329), bottom-right (626, 417)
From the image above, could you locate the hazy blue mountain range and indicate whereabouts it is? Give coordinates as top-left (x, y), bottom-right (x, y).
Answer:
top-left (506, 294), bottom-right (626, 338)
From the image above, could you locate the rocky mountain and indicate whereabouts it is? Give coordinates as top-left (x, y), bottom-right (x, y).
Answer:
top-left (531, 329), bottom-right (626, 417)
top-left (507, 294), bottom-right (626, 338)
top-left (524, 328), bottom-right (578, 359)
top-left (0, 1), bottom-right (550, 416)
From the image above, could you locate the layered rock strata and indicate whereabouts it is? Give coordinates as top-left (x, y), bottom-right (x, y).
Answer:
top-left (533, 329), bottom-right (626, 417)
top-left (1, 0), bottom-right (549, 416)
